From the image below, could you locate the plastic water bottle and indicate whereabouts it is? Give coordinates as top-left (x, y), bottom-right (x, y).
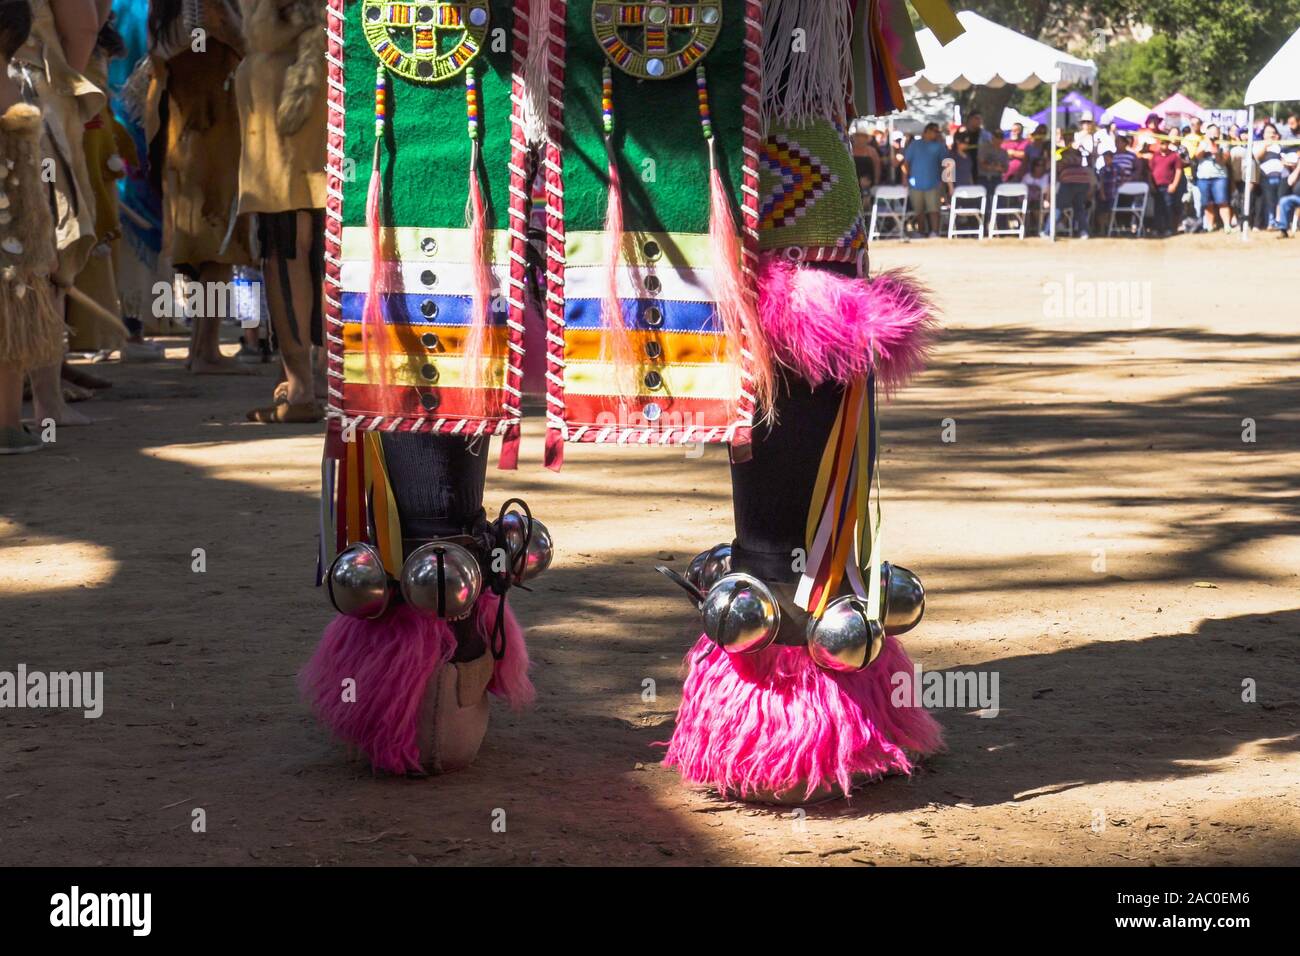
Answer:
top-left (231, 266), bottom-right (264, 331)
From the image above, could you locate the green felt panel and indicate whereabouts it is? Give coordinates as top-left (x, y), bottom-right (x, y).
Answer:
top-left (340, 0), bottom-right (517, 230)
top-left (562, 0), bottom-right (749, 234)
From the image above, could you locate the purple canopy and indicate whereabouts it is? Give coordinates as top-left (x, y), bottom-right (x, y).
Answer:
top-left (1030, 90), bottom-right (1140, 131)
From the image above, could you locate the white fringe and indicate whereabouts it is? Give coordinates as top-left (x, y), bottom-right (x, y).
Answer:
top-left (520, 0), bottom-right (551, 146)
top-left (117, 57), bottom-right (153, 126)
top-left (760, 0), bottom-right (853, 132)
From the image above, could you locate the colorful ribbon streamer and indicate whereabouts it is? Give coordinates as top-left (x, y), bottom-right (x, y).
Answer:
top-left (327, 428), bottom-right (405, 578)
top-left (795, 373), bottom-right (883, 621)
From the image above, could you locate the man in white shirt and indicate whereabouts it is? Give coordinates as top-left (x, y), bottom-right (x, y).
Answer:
top-left (1073, 113), bottom-right (1102, 166)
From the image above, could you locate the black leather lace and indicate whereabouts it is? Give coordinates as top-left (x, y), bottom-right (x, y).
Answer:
top-left (487, 498), bottom-right (534, 661)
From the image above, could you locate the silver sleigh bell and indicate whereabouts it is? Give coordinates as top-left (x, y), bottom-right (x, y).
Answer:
top-left (685, 543), bottom-right (732, 593)
top-left (700, 573), bottom-right (782, 655)
top-left (805, 564), bottom-right (926, 673)
top-left (494, 511), bottom-right (554, 583)
top-left (806, 596), bottom-right (885, 673)
top-left (327, 542), bottom-right (393, 620)
top-left (881, 562), bottom-right (925, 635)
top-left (656, 565), bottom-right (781, 656)
top-left (400, 541), bottom-right (483, 620)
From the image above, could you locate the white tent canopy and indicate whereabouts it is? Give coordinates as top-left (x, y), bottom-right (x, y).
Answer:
top-left (1241, 26), bottom-right (1300, 237)
top-left (902, 11), bottom-right (1097, 93)
top-left (1245, 26), bottom-right (1300, 104)
top-left (900, 11), bottom-right (1097, 241)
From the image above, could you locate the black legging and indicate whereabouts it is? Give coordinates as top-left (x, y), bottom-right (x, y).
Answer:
top-left (730, 378), bottom-right (846, 582)
top-left (380, 432), bottom-right (489, 549)
top-left (380, 432), bottom-right (490, 658)
top-left (729, 263), bottom-right (874, 584)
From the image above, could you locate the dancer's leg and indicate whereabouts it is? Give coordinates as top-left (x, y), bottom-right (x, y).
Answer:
top-left (729, 379), bottom-right (843, 581)
top-left (189, 263), bottom-right (252, 374)
top-left (0, 364), bottom-right (22, 430)
top-left (260, 215), bottom-right (315, 406)
top-left (664, 262), bottom-right (943, 804)
top-left (31, 291), bottom-right (90, 426)
top-left (303, 431), bottom-right (536, 774)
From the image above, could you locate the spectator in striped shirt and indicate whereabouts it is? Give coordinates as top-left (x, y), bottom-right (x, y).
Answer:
top-left (1056, 147), bottom-right (1097, 238)
top-left (1110, 133), bottom-right (1139, 185)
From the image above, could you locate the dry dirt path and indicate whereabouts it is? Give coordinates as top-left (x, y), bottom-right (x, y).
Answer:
top-left (2, 234), bottom-right (1297, 865)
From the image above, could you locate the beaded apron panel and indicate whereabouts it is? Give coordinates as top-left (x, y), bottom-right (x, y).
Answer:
top-left (326, 0), bottom-right (763, 465)
top-left (325, 0), bottom-right (529, 457)
top-left (541, 0), bottom-right (761, 463)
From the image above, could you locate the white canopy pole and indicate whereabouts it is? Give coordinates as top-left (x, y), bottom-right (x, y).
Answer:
top-left (1049, 81), bottom-right (1058, 241)
top-left (1242, 105), bottom-right (1255, 240)
top-left (887, 114), bottom-right (895, 183)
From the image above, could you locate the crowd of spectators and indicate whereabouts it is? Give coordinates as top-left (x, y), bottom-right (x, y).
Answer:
top-left (853, 109), bottom-right (1300, 240)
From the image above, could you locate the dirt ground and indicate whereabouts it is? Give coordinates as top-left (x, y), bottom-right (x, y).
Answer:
top-left (2, 234), bottom-right (1298, 867)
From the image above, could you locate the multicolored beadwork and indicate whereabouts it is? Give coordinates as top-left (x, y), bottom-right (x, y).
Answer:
top-left (592, 0), bottom-right (724, 81)
top-left (361, 0), bottom-right (490, 84)
top-left (757, 120), bottom-right (867, 255)
top-left (601, 64), bottom-right (615, 136)
top-left (696, 65), bottom-right (712, 141)
top-left (466, 64), bottom-right (480, 140)
top-left (374, 64), bottom-right (388, 138)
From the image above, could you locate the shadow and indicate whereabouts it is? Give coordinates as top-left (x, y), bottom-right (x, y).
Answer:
top-left (0, 354), bottom-right (734, 866)
top-left (4, 260), bottom-right (1300, 864)
top-left (796, 608), bottom-right (1300, 821)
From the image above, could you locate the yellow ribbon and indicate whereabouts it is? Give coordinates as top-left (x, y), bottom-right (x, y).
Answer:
top-left (362, 432), bottom-right (404, 576)
top-left (910, 0), bottom-right (964, 46)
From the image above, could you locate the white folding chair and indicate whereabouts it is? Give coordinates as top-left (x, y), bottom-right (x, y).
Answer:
top-left (1108, 182), bottom-right (1150, 237)
top-left (868, 185), bottom-right (908, 241)
top-left (988, 183), bottom-right (1029, 238)
top-left (947, 185), bottom-right (987, 239)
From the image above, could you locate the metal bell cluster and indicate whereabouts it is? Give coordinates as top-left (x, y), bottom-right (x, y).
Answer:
top-left (326, 508), bottom-right (554, 621)
top-left (327, 539), bottom-right (484, 621)
top-left (674, 545), bottom-right (926, 674)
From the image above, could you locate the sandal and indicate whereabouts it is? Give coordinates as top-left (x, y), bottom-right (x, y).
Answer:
top-left (246, 401), bottom-right (323, 424)
top-left (0, 425), bottom-right (44, 456)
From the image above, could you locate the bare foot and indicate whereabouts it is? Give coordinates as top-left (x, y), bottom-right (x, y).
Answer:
top-left (189, 355), bottom-right (255, 376)
top-left (32, 405), bottom-right (93, 427)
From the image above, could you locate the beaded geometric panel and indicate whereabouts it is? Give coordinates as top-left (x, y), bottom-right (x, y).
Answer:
top-left (759, 134), bottom-right (838, 231)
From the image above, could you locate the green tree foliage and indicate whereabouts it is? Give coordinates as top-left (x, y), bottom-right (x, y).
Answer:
top-left (1136, 0), bottom-right (1300, 104)
top-left (1093, 34), bottom-right (1178, 107)
top-left (953, 0), bottom-right (1300, 119)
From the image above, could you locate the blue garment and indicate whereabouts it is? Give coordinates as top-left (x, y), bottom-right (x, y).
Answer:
top-left (1197, 177), bottom-right (1229, 206)
top-left (111, 0), bottom-right (162, 261)
top-left (903, 139), bottom-right (948, 191)
top-left (1277, 194), bottom-right (1300, 231)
